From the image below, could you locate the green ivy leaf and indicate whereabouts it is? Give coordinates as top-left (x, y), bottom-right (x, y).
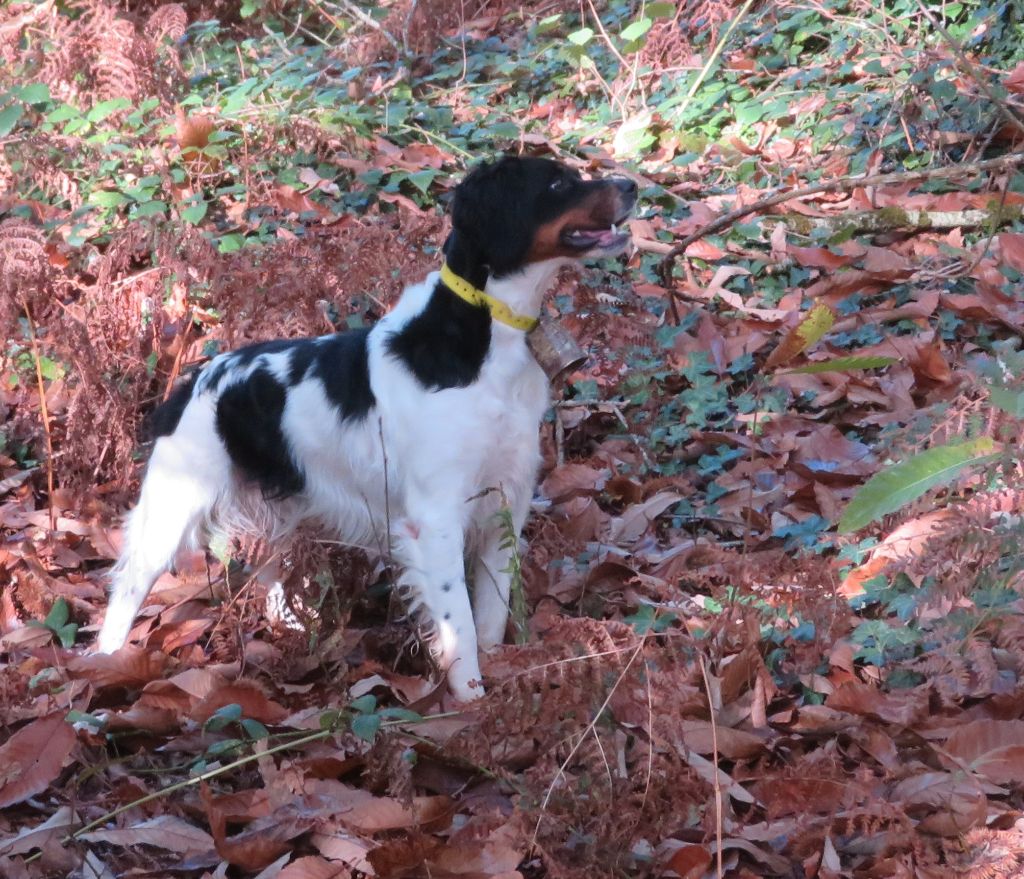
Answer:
top-left (56, 623), bottom-right (79, 648)
top-left (217, 233), bottom-right (246, 254)
top-left (66, 710), bottom-right (106, 728)
top-left (43, 598), bottom-right (70, 630)
top-left (621, 18), bottom-right (652, 43)
top-left (241, 718), bottom-right (270, 740)
top-left (537, 13), bottom-right (562, 32)
top-left (989, 384), bottom-right (1024, 418)
top-left (206, 738), bottom-right (244, 757)
top-left (180, 199), bottom-right (208, 225)
top-left (487, 120), bottom-right (519, 139)
top-left (86, 98), bottom-right (130, 123)
top-left (351, 712), bottom-right (382, 742)
top-left (36, 356), bottom-right (65, 381)
top-left (204, 703), bottom-right (243, 732)
top-left (46, 104), bottom-right (82, 124)
top-left (19, 83), bottom-right (50, 104)
top-left (349, 694), bottom-right (377, 714)
top-left (405, 169), bottom-right (437, 195)
top-left (0, 103), bottom-right (24, 137)
top-left (377, 707), bottom-right (423, 722)
top-left (839, 438), bottom-right (997, 533)
top-left (89, 190), bottom-right (129, 209)
top-left (319, 709), bottom-right (342, 730)
top-left (132, 200), bottom-right (168, 219)
top-left (568, 27), bottom-right (594, 45)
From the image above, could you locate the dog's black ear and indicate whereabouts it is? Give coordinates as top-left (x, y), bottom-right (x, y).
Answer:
top-left (450, 158), bottom-right (499, 235)
top-left (450, 157), bottom-right (532, 276)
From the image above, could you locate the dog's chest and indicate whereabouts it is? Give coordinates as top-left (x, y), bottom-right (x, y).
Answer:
top-left (471, 350), bottom-right (552, 485)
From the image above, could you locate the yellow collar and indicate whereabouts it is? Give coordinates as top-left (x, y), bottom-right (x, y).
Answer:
top-left (439, 262), bottom-right (539, 332)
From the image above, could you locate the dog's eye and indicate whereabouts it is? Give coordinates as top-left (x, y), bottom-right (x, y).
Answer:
top-left (549, 178), bottom-right (568, 192)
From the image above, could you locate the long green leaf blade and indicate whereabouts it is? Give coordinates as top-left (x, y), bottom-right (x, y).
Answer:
top-left (838, 438), bottom-right (997, 533)
top-left (785, 355), bottom-right (897, 374)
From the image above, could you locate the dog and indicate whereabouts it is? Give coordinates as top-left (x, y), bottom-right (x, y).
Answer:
top-left (95, 156), bottom-right (637, 700)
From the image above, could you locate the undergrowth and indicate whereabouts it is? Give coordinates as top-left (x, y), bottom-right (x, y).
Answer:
top-left (3, 0), bottom-right (1024, 876)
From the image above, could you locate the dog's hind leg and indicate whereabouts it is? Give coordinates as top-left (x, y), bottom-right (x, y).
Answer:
top-left (96, 403), bottom-right (227, 652)
top-left (392, 505), bottom-right (482, 701)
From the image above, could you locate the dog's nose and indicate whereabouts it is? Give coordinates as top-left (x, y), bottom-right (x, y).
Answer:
top-left (613, 177), bottom-right (638, 196)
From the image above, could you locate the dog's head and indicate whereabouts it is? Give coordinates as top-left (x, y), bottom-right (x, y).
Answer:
top-left (449, 156), bottom-right (637, 278)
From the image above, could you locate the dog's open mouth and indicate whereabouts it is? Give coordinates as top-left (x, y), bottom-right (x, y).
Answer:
top-left (560, 219), bottom-right (631, 251)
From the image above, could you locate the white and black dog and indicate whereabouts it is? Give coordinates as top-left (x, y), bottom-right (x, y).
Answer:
top-left (96, 156), bottom-right (636, 700)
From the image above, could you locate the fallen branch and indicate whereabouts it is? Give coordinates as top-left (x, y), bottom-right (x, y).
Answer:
top-left (779, 204), bottom-right (1022, 236)
top-left (657, 152), bottom-right (1024, 286)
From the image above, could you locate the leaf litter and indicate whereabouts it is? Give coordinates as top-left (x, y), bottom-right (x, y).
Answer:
top-left (3, 0), bottom-right (1024, 876)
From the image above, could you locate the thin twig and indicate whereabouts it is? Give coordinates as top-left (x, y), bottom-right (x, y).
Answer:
top-left (530, 638), bottom-right (645, 853)
top-left (162, 309), bottom-right (192, 402)
top-left (33, 728), bottom-right (333, 862)
top-left (657, 151), bottom-right (1024, 286)
top-left (697, 653), bottom-right (724, 879)
top-left (640, 651), bottom-right (654, 812)
top-left (963, 177), bottom-right (1011, 277)
top-left (398, 123), bottom-right (474, 160)
top-left (20, 298), bottom-right (56, 530)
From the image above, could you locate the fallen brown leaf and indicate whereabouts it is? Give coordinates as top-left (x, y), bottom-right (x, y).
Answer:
top-left (0, 713), bottom-right (77, 809)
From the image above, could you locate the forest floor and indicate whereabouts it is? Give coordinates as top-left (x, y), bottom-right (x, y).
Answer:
top-left (3, 1), bottom-right (1024, 877)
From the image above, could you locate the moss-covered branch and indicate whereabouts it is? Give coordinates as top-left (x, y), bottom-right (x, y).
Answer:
top-left (779, 205), bottom-right (1023, 237)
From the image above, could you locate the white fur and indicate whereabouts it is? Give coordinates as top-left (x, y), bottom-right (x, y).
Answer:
top-left (96, 260), bottom-right (563, 700)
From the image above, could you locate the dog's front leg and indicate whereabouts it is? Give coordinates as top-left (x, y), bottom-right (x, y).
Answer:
top-left (392, 509), bottom-right (483, 701)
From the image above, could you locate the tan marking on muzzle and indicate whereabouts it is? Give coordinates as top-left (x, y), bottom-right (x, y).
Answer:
top-left (525, 185), bottom-right (630, 263)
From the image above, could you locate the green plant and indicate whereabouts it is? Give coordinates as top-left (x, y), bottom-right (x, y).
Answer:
top-left (496, 500), bottom-right (529, 645)
top-left (28, 598), bottom-right (78, 648)
top-left (319, 695), bottom-right (421, 744)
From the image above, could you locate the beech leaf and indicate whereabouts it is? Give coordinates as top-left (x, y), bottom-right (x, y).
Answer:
top-left (0, 713), bottom-right (77, 809)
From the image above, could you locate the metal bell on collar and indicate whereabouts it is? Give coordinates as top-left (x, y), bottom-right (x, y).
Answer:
top-left (527, 314), bottom-right (587, 383)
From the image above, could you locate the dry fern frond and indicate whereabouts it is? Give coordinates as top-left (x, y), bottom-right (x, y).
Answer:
top-left (94, 17), bottom-right (151, 104)
top-left (0, 218), bottom-right (47, 293)
top-left (0, 218), bottom-right (49, 332)
top-left (145, 3), bottom-right (188, 45)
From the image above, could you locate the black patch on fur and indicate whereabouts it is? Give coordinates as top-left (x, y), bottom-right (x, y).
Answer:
top-left (385, 285), bottom-right (491, 390)
top-left (311, 330), bottom-right (375, 419)
top-left (147, 372), bottom-right (199, 440)
top-left (203, 339), bottom-right (301, 391)
top-left (287, 341), bottom-right (318, 385)
top-left (205, 333), bottom-right (375, 420)
top-left (215, 368), bottom-right (305, 499)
